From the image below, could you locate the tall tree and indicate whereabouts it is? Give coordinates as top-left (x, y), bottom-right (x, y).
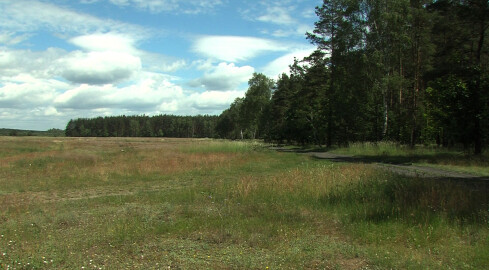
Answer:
top-left (268, 73), bottom-right (293, 143)
top-left (240, 73), bottom-right (274, 139)
top-left (425, 0), bottom-right (488, 153)
top-left (216, 98), bottom-right (243, 139)
top-left (308, 0), bottom-right (368, 146)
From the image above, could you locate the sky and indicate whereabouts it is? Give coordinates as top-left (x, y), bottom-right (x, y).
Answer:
top-left (0, 0), bottom-right (321, 130)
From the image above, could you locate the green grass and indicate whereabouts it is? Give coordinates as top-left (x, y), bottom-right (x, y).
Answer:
top-left (1, 137), bottom-right (488, 269)
top-left (180, 139), bottom-right (265, 153)
top-left (332, 141), bottom-right (489, 176)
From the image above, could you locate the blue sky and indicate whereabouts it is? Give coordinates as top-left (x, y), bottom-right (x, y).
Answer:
top-left (0, 0), bottom-right (320, 130)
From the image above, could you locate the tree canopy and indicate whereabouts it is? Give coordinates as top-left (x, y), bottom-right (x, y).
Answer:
top-left (216, 0), bottom-right (488, 154)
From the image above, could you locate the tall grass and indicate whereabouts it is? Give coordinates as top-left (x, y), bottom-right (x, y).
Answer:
top-left (332, 141), bottom-right (489, 175)
top-left (180, 139), bottom-right (264, 153)
top-left (333, 141), bottom-right (448, 156)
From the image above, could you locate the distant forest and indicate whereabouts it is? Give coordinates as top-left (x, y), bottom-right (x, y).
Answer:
top-left (66, 0), bottom-right (488, 154)
top-left (65, 115), bottom-right (218, 138)
top-left (0, 128), bottom-right (64, 137)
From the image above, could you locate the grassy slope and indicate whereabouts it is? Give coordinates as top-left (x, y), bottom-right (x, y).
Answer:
top-left (0, 137), bottom-right (488, 269)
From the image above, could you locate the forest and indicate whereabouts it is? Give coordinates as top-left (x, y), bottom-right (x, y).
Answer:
top-left (65, 115), bottom-right (218, 138)
top-left (216, 0), bottom-right (488, 154)
top-left (67, 0), bottom-right (488, 154)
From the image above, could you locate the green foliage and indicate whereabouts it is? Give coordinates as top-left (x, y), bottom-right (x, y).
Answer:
top-left (216, 73), bottom-right (274, 140)
top-left (215, 0), bottom-right (488, 154)
top-left (65, 115), bottom-right (218, 138)
top-left (0, 128), bottom-right (64, 137)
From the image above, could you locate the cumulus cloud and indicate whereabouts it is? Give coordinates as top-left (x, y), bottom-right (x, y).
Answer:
top-left (59, 51), bottom-right (142, 85)
top-left (188, 62), bottom-right (254, 91)
top-left (188, 90), bottom-right (245, 110)
top-left (0, 74), bottom-right (70, 109)
top-left (68, 33), bottom-right (186, 74)
top-left (54, 72), bottom-right (183, 110)
top-left (52, 70), bottom-right (243, 115)
top-left (193, 36), bottom-right (288, 62)
top-left (0, 48), bottom-right (66, 78)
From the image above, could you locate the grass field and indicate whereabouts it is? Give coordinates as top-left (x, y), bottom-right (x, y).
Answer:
top-left (1, 137), bottom-right (488, 269)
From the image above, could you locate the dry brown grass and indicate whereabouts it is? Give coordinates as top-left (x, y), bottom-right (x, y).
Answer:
top-left (234, 163), bottom-right (377, 200)
top-left (0, 137), bottom-right (248, 193)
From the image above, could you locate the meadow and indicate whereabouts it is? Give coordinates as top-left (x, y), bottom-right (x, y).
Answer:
top-left (0, 137), bottom-right (488, 269)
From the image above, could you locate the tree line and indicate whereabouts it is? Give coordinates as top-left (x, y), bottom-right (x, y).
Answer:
top-left (65, 0), bottom-right (487, 154)
top-left (65, 115), bottom-right (218, 138)
top-left (216, 0), bottom-right (488, 154)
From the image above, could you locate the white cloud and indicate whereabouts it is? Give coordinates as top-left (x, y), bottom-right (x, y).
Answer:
top-left (0, 50), bottom-right (14, 68)
top-left (242, 0), bottom-right (317, 38)
top-left (140, 53), bottom-right (187, 73)
top-left (188, 62), bottom-right (254, 91)
top-left (0, 48), bottom-right (66, 78)
top-left (84, 0), bottom-right (223, 14)
top-left (0, 0), bottom-right (148, 38)
top-left (68, 33), bottom-right (186, 73)
top-left (188, 90), bottom-right (245, 110)
top-left (0, 74), bottom-right (70, 109)
top-left (0, 108), bottom-right (68, 130)
top-left (54, 72), bottom-right (184, 110)
top-left (59, 51), bottom-right (142, 85)
top-left (69, 33), bottom-right (138, 53)
top-left (193, 36), bottom-right (288, 62)
top-left (52, 70), bottom-right (242, 115)
top-left (257, 6), bottom-right (296, 25)
top-left (0, 32), bottom-right (30, 45)
top-left (262, 48), bottom-right (315, 78)
top-left (44, 106), bottom-right (61, 116)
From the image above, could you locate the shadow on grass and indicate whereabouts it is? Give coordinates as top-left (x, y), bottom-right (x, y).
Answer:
top-left (322, 176), bottom-right (489, 224)
top-left (272, 145), bottom-right (488, 164)
top-left (350, 153), bottom-right (487, 166)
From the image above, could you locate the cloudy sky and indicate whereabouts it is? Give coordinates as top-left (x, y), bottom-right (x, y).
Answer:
top-left (0, 0), bottom-right (320, 130)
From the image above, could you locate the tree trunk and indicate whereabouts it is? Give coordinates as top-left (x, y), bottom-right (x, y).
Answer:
top-left (382, 91), bottom-right (389, 139)
top-left (411, 32), bottom-right (421, 148)
top-left (473, 4), bottom-right (486, 155)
